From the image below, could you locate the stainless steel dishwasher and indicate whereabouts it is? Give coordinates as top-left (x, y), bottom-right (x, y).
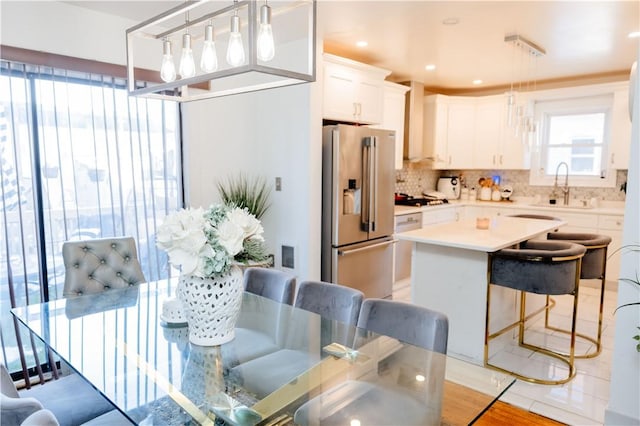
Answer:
top-left (394, 212), bottom-right (422, 281)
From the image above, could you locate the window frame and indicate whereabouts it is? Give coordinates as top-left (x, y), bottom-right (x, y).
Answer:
top-left (529, 92), bottom-right (617, 188)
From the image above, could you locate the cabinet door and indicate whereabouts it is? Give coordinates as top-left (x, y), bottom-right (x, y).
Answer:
top-left (372, 84), bottom-right (408, 169)
top-left (474, 100), bottom-right (503, 169)
top-left (609, 88), bottom-right (631, 169)
top-left (423, 96), bottom-right (449, 169)
top-left (323, 64), bottom-right (357, 122)
top-left (356, 79), bottom-right (384, 125)
top-left (447, 103), bottom-right (475, 168)
top-left (598, 214), bottom-right (624, 281)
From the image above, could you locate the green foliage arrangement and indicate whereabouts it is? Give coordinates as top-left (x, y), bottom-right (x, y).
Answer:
top-left (611, 244), bottom-right (640, 352)
top-left (217, 174), bottom-right (272, 220)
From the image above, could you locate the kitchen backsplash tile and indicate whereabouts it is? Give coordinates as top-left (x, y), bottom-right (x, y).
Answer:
top-left (395, 163), bottom-right (627, 202)
top-left (395, 162), bottom-right (440, 197)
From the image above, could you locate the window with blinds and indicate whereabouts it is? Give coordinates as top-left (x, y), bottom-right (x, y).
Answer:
top-left (0, 60), bottom-right (182, 376)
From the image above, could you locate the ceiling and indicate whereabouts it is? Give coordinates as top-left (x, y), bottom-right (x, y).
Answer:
top-left (70, 1), bottom-right (640, 92)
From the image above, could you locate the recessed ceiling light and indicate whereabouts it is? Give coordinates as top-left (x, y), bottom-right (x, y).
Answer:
top-left (442, 17), bottom-right (459, 26)
top-left (629, 31), bottom-right (640, 38)
top-left (472, 79), bottom-right (483, 85)
top-left (355, 40), bottom-right (368, 47)
top-left (425, 64), bottom-right (436, 71)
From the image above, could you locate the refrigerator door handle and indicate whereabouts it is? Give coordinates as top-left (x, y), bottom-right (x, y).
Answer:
top-left (371, 136), bottom-right (378, 232)
top-left (332, 129), bottom-right (341, 243)
top-left (337, 239), bottom-right (397, 256)
top-left (362, 136), bottom-right (375, 233)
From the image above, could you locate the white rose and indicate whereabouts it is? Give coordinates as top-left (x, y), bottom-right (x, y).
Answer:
top-left (216, 219), bottom-right (245, 256)
top-left (157, 208), bottom-right (208, 271)
top-left (227, 207), bottom-right (264, 240)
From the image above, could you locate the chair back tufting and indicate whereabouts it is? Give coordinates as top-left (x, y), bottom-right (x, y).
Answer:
top-left (62, 237), bottom-right (145, 297)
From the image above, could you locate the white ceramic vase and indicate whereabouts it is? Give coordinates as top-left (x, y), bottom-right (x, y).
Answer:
top-left (177, 265), bottom-right (243, 346)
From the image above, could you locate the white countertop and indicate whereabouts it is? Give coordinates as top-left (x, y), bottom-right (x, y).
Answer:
top-left (394, 200), bottom-right (625, 216)
top-left (396, 216), bottom-right (567, 252)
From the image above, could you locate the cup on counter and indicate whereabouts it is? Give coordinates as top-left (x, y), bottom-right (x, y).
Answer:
top-left (476, 217), bottom-right (490, 230)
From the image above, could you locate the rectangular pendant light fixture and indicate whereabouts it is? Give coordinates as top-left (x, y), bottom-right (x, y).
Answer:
top-left (126, 0), bottom-right (316, 102)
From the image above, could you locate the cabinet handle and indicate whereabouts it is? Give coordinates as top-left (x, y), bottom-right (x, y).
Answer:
top-left (448, 155), bottom-right (452, 165)
top-left (455, 212), bottom-right (460, 221)
top-left (492, 155), bottom-right (496, 165)
top-left (353, 102), bottom-right (358, 118)
top-left (499, 155), bottom-right (503, 165)
top-left (611, 153), bottom-right (615, 165)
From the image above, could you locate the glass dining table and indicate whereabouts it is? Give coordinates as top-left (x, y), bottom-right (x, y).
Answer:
top-left (11, 279), bottom-right (515, 425)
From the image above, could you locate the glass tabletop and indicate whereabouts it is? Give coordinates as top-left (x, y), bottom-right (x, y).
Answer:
top-left (11, 280), bottom-right (514, 425)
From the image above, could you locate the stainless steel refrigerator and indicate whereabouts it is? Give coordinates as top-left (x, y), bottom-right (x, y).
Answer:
top-left (321, 124), bottom-right (396, 299)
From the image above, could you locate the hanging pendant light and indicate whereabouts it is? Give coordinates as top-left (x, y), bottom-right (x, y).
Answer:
top-left (200, 21), bottom-right (218, 72)
top-left (127, 0), bottom-right (316, 101)
top-left (226, 2), bottom-right (245, 67)
top-left (179, 32), bottom-right (196, 78)
top-left (160, 38), bottom-right (177, 83)
top-left (257, 1), bottom-right (275, 61)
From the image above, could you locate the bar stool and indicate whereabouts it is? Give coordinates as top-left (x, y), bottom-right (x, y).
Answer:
top-left (485, 240), bottom-right (586, 385)
top-left (545, 232), bottom-right (612, 358)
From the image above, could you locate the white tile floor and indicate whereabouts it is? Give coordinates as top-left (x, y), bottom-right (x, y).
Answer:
top-left (392, 278), bottom-right (617, 425)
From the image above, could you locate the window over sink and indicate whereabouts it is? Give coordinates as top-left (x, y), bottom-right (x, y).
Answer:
top-left (530, 93), bottom-right (616, 188)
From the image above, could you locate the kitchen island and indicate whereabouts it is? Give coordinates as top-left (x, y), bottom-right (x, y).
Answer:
top-left (396, 216), bottom-right (566, 365)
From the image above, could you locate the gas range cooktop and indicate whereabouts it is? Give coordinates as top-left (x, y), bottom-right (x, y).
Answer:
top-left (395, 197), bottom-right (448, 207)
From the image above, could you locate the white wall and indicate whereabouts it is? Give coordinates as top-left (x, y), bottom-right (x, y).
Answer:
top-left (182, 81), bottom-right (323, 280)
top-left (1, 1), bottom-right (324, 282)
top-left (605, 48), bottom-right (640, 424)
top-left (1, 1), bottom-right (133, 65)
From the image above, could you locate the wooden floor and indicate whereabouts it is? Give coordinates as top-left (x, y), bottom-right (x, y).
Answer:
top-left (474, 401), bottom-right (566, 425)
top-left (441, 381), bottom-right (566, 426)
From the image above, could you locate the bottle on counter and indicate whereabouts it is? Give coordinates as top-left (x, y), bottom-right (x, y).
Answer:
top-left (469, 187), bottom-right (477, 201)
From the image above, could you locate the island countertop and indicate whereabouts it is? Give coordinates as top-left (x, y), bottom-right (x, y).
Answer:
top-left (396, 216), bottom-right (567, 252)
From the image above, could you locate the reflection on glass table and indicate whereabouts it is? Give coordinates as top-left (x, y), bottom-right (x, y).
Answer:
top-left (11, 280), bottom-right (514, 425)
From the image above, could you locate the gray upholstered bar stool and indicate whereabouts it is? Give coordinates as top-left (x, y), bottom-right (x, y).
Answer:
top-left (485, 240), bottom-right (586, 385)
top-left (546, 232), bottom-right (612, 358)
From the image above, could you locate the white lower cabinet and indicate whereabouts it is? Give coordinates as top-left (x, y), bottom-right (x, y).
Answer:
top-left (421, 206), bottom-right (462, 227)
top-left (598, 215), bottom-right (624, 282)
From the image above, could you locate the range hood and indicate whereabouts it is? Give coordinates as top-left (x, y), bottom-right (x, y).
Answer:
top-left (402, 81), bottom-right (425, 161)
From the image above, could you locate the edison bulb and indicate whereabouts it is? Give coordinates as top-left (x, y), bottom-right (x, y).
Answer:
top-left (257, 4), bottom-right (274, 61)
top-left (226, 15), bottom-right (245, 67)
top-left (160, 40), bottom-right (176, 83)
top-left (179, 33), bottom-right (196, 78)
top-left (200, 24), bottom-right (218, 72)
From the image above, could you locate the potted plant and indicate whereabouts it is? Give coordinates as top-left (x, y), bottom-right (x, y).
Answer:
top-left (612, 244), bottom-right (640, 352)
top-left (217, 173), bottom-right (272, 220)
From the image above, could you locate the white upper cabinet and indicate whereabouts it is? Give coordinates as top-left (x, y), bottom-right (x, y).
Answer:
top-left (370, 82), bottom-right (410, 169)
top-left (424, 94), bottom-right (529, 170)
top-left (323, 54), bottom-right (391, 125)
top-left (610, 87), bottom-right (632, 169)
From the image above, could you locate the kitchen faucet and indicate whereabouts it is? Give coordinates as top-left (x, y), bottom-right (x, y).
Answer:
top-left (554, 161), bottom-right (570, 205)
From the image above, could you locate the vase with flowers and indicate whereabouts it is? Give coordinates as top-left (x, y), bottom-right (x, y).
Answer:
top-left (156, 204), bottom-right (268, 346)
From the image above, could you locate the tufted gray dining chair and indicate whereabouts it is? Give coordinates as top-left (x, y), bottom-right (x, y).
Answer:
top-left (62, 236), bottom-right (146, 297)
top-left (1, 364), bottom-right (119, 426)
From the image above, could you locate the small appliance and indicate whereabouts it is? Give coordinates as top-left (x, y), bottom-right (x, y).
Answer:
top-left (436, 176), bottom-right (460, 200)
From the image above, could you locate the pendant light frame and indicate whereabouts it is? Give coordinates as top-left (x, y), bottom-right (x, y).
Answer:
top-left (126, 0), bottom-right (316, 102)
